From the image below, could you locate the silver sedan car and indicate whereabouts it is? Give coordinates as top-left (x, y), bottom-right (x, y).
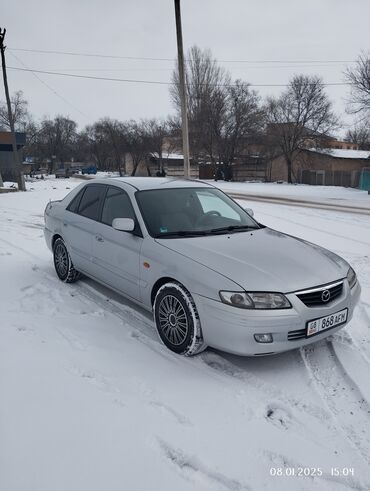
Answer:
top-left (44, 178), bottom-right (361, 356)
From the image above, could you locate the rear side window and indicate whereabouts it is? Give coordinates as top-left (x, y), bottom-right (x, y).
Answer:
top-left (77, 185), bottom-right (105, 221)
top-left (101, 187), bottom-right (135, 226)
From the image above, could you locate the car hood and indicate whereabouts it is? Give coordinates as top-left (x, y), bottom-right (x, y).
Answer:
top-left (156, 228), bottom-right (349, 292)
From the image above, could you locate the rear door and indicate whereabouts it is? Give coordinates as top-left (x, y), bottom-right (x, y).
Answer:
top-left (92, 185), bottom-right (143, 302)
top-left (64, 184), bottom-right (106, 273)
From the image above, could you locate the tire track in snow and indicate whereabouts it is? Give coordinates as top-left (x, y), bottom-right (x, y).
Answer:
top-left (332, 304), bottom-right (370, 367)
top-left (156, 438), bottom-right (250, 491)
top-left (301, 340), bottom-right (370, 466)
top-left (198, 351), bottom-right (335, 429)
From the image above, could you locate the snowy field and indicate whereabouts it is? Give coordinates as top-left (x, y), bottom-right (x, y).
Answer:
top-left (1, 177), bottom-right (370, 491)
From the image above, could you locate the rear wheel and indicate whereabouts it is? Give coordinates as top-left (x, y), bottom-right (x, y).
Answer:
top-left (53, 238), bottom-right (81, 283)
top-left (154, 282), bottom-right (206, 356)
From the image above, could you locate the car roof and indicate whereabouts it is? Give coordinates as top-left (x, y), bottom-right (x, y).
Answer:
top-left (89, 177), bottom-right (214, 191)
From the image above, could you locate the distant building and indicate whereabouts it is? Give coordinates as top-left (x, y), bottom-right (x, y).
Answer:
top-left (270, 148), bottom-right (370, 187)
top-left (325, 138), bottom-right (359, 151)
top-left (209, 132), bottom-right (369, 187)
top-left (0, 131), bottom-right (26, 181)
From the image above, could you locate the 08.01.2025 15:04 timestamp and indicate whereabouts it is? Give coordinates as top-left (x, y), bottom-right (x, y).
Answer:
top-left (269, 467), bottom-right (355, 477)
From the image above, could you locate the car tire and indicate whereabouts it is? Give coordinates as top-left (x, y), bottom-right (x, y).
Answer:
top-left (53, 237), bottom-right (81, 283)
top-left (154, 282), bottom-right (206, 356)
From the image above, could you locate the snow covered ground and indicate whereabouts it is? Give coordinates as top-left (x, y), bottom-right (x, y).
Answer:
top-left (1, 177), bottom-right (370, 491)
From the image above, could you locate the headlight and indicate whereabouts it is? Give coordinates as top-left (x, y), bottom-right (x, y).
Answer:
top-left (347, 267), bottom-right (357, 289)
top-left (219, 291), bottom-right (291, 309)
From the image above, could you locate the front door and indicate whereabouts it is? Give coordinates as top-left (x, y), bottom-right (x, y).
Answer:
top-left (92, 186), bottom-right (143, 302)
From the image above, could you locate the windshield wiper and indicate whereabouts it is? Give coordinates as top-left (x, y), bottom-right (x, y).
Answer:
top-left (155, 230), bottom-right (208, 238)
top-left (155, 225), bottom-right (259, 238)
top-left (209, 225), bottom-right (259, 234)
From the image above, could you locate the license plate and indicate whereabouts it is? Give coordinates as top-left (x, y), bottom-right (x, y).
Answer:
top-left (306, 308), bottom-right (348, 337)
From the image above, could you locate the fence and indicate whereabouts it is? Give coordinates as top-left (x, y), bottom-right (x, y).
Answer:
top-left (301, 169), bottom-right (361, 188)
top-left (359, 168), bottom-right (370, 191)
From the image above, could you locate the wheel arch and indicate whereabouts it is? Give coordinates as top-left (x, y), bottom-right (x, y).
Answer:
top-left (151, 277), bottom-right (191, 306)
top-left (52, 233), bottom-right (63, 248)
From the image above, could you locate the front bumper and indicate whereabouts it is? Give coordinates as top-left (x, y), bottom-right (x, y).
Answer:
top-left (193, 280), bottom-right (361, 356)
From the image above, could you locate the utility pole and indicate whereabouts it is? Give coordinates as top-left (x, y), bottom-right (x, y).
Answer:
top-left (174, 0), bottom-right (190, 179)
top-left (0, 28), bottom-right (26, 191)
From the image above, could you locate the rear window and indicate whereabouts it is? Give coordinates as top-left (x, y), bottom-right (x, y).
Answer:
top-left (77, 185), bottom-right (106, 221)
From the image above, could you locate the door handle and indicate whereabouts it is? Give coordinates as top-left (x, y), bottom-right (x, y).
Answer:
top-left (95, 235), bottom-right (104, 242)
top-left (63, 222), bottom-right (68, 227)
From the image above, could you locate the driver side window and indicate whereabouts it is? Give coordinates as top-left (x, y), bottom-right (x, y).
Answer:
top-left (101, 187), bottom-right (135, 226)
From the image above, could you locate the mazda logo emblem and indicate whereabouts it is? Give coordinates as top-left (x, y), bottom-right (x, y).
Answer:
top-left (321, 290), bottom-right (331, 302)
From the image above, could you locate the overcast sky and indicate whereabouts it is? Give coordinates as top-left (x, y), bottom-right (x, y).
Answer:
top-left (3, 0), bottom-right (370, 133)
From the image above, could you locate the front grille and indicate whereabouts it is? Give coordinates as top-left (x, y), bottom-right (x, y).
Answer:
top-left (296, 281), bottom-right (343, 307)
top-left (287, 328), bottom-right (306, 341)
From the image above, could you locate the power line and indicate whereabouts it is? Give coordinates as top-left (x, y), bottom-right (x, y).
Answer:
top-left (16, 63), bottom-right (351, 72)
top-left (9, 66), bottom-right (171, 85)
top-left (8, 53), bottom-right (90, 120)
top-left (9, 47), bottom-right (175, 62)
top-left (8, 47), bottom-right (357, 64)
top-left (8, 66), bottom-right (352, 87)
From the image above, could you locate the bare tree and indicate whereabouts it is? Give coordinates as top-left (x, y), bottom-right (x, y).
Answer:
top-left (345, 53), bottom-right (370, 118)
top-left (0, 90), bottom-right (30, 130)
top-left (95, 118), bottom-right (127, 176)
top-left (266, 75), bottom-right (338, 183)
top-left (345, 120), bottom-right (370, 150)
top-left (171, 46), bottom-right (264, 175)
top-left (143, 118), bottom-right (176, 174)
top-left (34, 116), bottom-right (77, 172)
top-left (219, 80), bottom-right (264, 167)
top-left (171, 46), bottom-right (230, 163)
top-left (78, 124), bottom-right (112, 170)
top-left (125, 120), bottom-right (151, 176)
top-left (22, 118), bottom-right (41, 164)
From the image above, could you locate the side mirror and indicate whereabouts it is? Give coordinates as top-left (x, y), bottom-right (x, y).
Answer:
top-left (112, 218), bottom-right (135, 232)
top-left (243, 207), bottom-right (254, 217)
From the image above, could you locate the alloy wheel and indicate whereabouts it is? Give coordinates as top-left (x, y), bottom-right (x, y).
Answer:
top-left (54, 243), bottom-right (68, 277)
top-left (158, 294), bottom-right (189, 346)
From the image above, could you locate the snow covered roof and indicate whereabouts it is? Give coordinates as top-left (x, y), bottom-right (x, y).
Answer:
top-left (308, 148), bottom-right (370, 159)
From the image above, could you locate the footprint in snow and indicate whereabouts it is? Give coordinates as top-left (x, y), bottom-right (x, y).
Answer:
top-left (16, 326), bottom-right (28, 332)
top-left (265, 403), bottom-right (292, 430)
top-left (69, 365), bottom-right (127, 408)
top-left (150, 401), bottom-right (193, 427)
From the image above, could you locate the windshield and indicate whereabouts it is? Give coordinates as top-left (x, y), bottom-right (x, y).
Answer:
top-left (136, 187), bottom-right (260, 238)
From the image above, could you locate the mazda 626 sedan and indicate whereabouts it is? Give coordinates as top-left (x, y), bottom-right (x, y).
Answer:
top-left (44, 177), bottom-right (361, 356)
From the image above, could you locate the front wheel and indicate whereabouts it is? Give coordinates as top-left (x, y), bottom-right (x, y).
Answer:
top-left (154, 282), bottom-right (206, 356)
top-left (53, 237), bottom-right (81, 283)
